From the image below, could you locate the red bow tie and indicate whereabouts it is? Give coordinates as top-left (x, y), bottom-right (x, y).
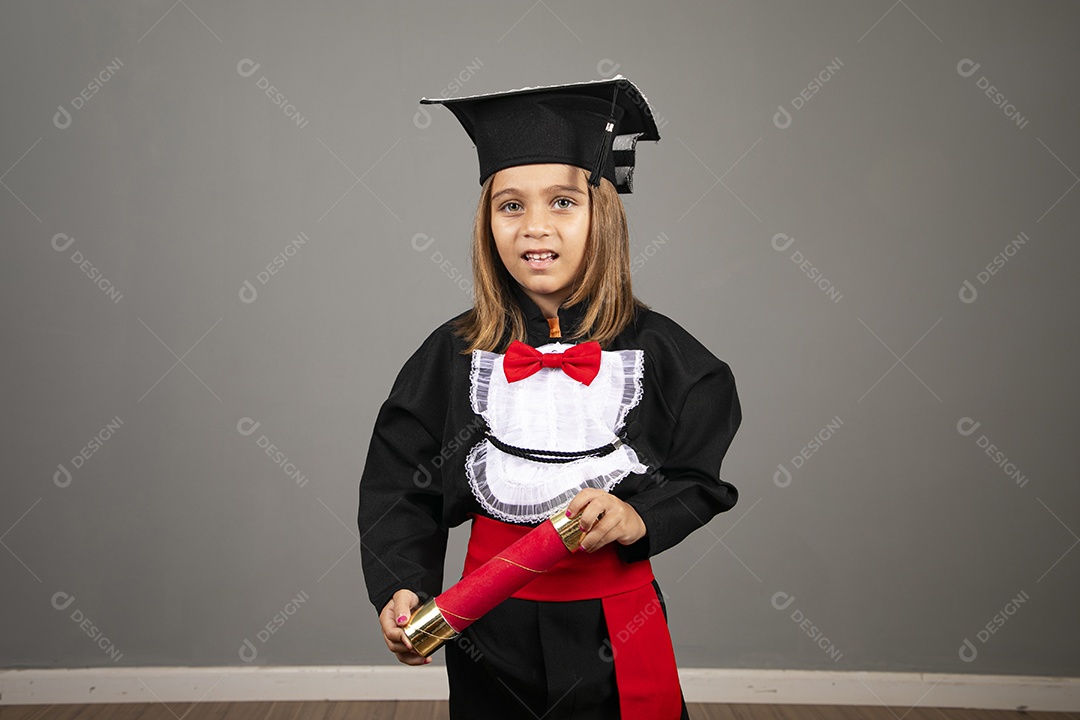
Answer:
top-left (503, 340), bottom-right (602, 386)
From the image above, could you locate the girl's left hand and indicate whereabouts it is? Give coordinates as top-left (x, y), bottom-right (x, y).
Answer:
top-left (566, 488), bottom-right (647, 553)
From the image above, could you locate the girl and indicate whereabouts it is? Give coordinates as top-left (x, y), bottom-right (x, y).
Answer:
top-left (358, 76), bottom-right (742, 719)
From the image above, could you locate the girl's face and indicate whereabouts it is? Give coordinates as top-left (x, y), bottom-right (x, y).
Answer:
top-left (490, 163), bottom-right (590, 318)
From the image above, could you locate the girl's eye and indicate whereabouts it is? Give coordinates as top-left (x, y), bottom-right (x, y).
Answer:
top-left (554, 197), bottom-right (575, 209)
top-left (500, 201), bottom-right (522, 213)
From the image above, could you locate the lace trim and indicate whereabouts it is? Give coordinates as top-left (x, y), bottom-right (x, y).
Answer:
top-left (613, 348), bottom-right (645, 434)
top-left (465, 438), bottom-right (641, 524)
top-left (469, 350), bottom-right (497, 416)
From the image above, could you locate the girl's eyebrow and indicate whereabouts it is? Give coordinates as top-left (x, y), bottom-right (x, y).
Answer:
top-left (491, 184), bottom-right (587, 202)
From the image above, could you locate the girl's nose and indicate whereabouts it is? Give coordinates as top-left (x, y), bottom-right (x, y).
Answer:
top-left (523, 207), bottom-right (552, 237)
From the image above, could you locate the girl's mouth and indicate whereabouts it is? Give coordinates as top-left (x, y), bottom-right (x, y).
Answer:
top-left (522, 250), bottom-right (558, 270)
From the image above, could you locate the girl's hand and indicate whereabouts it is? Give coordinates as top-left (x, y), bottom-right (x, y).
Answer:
top-left (379, 588), bottom-right (432, 665)
top-left (566, 488), bottom-right (647, 553)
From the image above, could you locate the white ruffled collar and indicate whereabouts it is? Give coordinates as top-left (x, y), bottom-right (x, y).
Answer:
top-left (464, 341), bottom-right (647, 524)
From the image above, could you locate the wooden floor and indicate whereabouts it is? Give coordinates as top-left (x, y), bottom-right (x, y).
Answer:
top-left (0, 703), bottom-right (1075, 719)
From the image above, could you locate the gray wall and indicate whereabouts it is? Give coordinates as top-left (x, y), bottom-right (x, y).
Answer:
top-left (2, 0), bottom-right (1077, 679)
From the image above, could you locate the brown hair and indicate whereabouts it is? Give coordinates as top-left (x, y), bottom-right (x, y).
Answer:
top-left (452, 169), bottom-right (648, 354)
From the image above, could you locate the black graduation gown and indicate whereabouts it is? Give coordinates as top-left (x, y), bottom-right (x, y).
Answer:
top-left (357, 283), bottom-right (742, 718)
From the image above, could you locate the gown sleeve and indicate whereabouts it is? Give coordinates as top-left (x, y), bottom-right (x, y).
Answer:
top-left (613, 336), bottom-right (742, 565)
top-left (357, 325), bottom-right (453, 612)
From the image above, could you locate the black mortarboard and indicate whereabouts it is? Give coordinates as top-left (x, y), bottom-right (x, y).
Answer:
top-left (420, 75), bottom-right (661, 193)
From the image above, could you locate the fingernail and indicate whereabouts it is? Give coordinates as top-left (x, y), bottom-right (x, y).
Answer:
top-left (424, 656), bottom-right (432, 664)
top-left (566, 509), bottom-right (572, 517)
top-left (397, 614), bottom-right (408, 624)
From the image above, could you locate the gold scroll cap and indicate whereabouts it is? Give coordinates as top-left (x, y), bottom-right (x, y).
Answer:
top-left (402, 598), bottom-right (458, 657)
top-left (549, 501), bottom-right (585, 552)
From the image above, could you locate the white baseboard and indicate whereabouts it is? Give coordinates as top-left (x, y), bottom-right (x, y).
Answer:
top-left (1, 666), bottom-right (1077, 712)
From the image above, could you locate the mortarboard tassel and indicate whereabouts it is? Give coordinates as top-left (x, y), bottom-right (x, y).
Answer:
top-left (587, 84), bottom-right (620, 187)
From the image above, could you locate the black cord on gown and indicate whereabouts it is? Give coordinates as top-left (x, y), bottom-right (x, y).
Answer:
top-left (484, 430), bottom-right (623, 464)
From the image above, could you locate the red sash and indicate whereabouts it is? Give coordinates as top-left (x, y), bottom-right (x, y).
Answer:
top-left (463, 512), bottom-right (683, 720)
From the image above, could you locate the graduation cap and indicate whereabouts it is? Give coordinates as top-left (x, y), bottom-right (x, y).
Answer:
top-left (420, 75), bottom-right (661, 193)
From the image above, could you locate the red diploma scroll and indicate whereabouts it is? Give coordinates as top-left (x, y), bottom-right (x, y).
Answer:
top-left (402, 504), bottom-right (583, 656)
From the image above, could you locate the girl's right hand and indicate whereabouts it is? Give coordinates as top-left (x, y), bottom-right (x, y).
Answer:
top-left (379, 588), bottom-right (432, 665)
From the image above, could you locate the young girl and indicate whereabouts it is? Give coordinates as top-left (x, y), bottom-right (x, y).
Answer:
top-left (358, 77), bottom-right (742, 719)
